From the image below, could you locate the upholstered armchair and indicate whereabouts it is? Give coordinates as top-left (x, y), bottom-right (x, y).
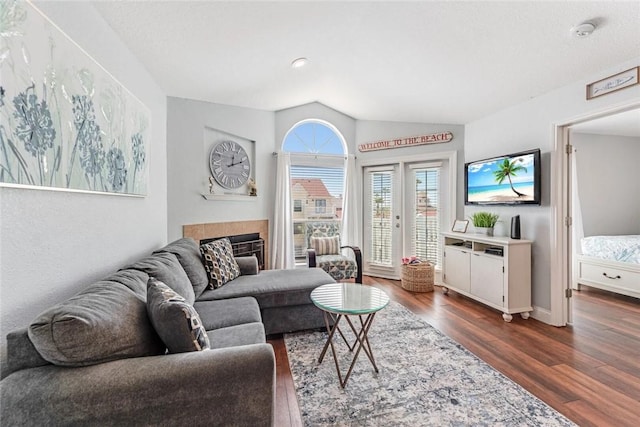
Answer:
top-left (305, 222), bottom-right (362, 283)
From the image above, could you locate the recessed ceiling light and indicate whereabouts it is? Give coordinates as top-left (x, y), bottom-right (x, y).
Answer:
top-left (571, 22), bottom-right (596, 38)
top-left (291, 57), bottom-right (309, 69)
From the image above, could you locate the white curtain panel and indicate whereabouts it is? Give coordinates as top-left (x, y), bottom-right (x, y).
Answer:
top-left (272, 152), bottom-right (295, 269)
top-left (341, 154), bottom-right (361, 258)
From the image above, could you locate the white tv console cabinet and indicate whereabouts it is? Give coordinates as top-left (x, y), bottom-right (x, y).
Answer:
top-left (441, 231), bottom-right (532, 322)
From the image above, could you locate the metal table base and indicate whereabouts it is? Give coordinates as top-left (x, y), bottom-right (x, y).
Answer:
top-left (318, 311), bottom-right (379, 388)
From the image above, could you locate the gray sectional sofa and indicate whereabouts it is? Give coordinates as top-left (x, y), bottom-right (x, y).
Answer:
top-left (1, 237), bottom-right (335, 426)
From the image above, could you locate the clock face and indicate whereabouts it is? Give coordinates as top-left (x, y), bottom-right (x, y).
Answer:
top-left (209, 140), bottom-right (251, 189)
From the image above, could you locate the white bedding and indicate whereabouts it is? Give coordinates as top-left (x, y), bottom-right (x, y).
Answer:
top-left (580, 235), bottom-right (640, 264)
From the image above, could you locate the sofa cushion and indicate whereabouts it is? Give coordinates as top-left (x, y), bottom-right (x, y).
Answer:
top-left (310, 235), bottom-right (341, 255)
top-left (207, 323), bottom-right (266, 349)
top-left (28, 271), bottom-right (165, 367)
top-left (200, 238), bottom-right (240, 289)
top-left (3, 328), bottom-right (49, 378)
top-left (193, 297), bottom-right (262, 331)
top-left (153, 238), bottom-right (209, 299)
top-left (125, 252), bottom-right (195, 304)
top-left (236, 256), bottom-right (259, 276)
top-left (197, 268), bottom-right (335, 308)
top-left (147, 278), bottom-right (210, 353)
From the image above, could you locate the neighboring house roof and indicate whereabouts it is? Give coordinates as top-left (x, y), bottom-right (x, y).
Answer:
top-left (292, 178), bottom-right (331, 198)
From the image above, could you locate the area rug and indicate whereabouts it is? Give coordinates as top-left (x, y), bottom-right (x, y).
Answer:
top-left (284, 301), bottom-right (575, 426)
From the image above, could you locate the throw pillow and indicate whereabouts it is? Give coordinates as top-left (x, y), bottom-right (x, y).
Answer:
top-left (146, 278), bottom-right (210, 353)
top-left (311, 235), bottom-right (341, 255)
top-left (200, 238), bottom-right (241, 289)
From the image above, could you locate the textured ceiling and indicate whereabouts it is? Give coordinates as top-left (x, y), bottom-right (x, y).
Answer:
top-left (92, 1), bottom-right (640, 124)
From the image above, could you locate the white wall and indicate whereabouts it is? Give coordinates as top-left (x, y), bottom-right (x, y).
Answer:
top-left (465, 57), bottom-right (640, 313)
top-left (572, 133), bottom-right (640, 236)
top-left (0, 2), bottom-right (167, 366)
top-left (166, 97), bottom-right (275, 241)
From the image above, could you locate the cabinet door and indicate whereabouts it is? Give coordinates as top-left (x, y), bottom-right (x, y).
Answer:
top-left (444, 248), bottom-right (470, 293)
top-left (470, 254), bottom-right (504, 307)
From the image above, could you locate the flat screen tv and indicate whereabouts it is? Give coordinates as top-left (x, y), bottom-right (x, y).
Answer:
top-left (465, 148), bottom-right (541, 205)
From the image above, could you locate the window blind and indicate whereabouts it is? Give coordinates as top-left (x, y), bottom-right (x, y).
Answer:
top-left (369, 170), bottom-right (393, 265)
top-left (412, 167), bottom-right (440, 267)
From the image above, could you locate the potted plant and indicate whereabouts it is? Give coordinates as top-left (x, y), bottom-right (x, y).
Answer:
top-left (470, 211), bottom-right (499, 236)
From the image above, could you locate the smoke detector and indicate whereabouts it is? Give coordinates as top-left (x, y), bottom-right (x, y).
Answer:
top-left (291, 57), bottom-right (309, 69)
top-left (571, 22), bottom-right (596, 38)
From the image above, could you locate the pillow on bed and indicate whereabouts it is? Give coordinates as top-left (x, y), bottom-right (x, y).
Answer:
top-left (199, 238), bottom-right (241, 289)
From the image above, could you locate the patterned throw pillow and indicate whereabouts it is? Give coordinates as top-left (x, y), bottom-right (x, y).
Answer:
top-left (311, 235), bottom-right (341, 255)
top-left (199, 238), bottom-right (241, 289)
top-left (146, 278), bottom-right (210, 353)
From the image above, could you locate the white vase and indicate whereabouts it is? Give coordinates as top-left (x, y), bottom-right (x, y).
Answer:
top-left (493, 221), bottom-right (507, 237)
top-left (476, 226), bottom-right (494, 236)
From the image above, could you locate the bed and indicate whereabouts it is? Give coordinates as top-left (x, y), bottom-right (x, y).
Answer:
top-left (574, 235), bottom-right (640, 299)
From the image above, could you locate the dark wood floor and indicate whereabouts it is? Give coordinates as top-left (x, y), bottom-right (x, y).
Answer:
top-left (267, 276), bottom-right (640, 427)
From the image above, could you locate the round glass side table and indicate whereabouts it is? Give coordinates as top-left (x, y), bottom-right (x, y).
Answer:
top-left (310, 283), bottom-right (390, 388)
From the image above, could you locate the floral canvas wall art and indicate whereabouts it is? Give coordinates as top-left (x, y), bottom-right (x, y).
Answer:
top-left (0, 0), bottom-right (149, 195)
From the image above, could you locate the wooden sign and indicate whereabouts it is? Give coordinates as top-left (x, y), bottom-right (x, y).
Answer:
top-left (586, 66), bottom-right (639, 100)
top-left (358, 132), bottom-right (453, 152)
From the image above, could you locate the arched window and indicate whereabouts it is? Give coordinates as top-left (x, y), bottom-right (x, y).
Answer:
top-left (283, 120), bottom-right (346, 259)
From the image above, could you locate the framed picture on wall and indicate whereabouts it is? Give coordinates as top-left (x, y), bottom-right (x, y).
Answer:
top-left (586, 67), bottom-right (639, 100)
top-left (452, 220), bottom-right (469, 233)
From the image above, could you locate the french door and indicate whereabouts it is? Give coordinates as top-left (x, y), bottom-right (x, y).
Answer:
top-left (363, 166), bottom-right (401, 279)
top-left (363, 161), bottom-right (444, 280)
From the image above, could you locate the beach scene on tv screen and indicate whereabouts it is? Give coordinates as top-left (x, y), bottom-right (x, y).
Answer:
top-left (468, 153), bottom-right (536, 202)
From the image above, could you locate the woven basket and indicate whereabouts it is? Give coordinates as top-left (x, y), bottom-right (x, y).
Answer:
top-left (401, 262), bottom-right (434, 292)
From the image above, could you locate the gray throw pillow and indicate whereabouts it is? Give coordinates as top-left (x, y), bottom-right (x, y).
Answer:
top-left (200, 238), bottom-right (241, 289)
top-left (146, 278), bottom-right (210, 353)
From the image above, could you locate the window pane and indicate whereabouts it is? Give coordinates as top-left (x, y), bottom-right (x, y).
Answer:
top-left (290, 167), bottom-right (344, 258)
top-left (413, 168), bottom-right (440, 267)
top-left (283, 122), bottom-right (344, 155)
top-left (370, 171), bottom-right (393, 265)
top-left (284, 120), bottom-right (346, 260)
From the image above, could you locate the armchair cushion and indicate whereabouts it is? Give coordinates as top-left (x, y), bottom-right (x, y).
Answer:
top-left (147, 278), bottom-right (210, 353)
top-left (310, 235), bottom-right (341, 255)
top-left (316, 255), bottom-right (358, 282)
top-left (200, 238), bottom-right (241, 289)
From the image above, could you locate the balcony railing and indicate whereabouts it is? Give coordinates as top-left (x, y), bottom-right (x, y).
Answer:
top-left (294, 219), bottom-right (341, 259)
top-left (293, 217), bottom-right (440, 267)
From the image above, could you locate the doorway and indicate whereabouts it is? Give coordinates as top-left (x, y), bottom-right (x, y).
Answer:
top-left (553, 102), bottom-right (640, 325)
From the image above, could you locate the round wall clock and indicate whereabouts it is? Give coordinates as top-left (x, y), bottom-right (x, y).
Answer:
top-left (209, 140), bottom-right (252, 189)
